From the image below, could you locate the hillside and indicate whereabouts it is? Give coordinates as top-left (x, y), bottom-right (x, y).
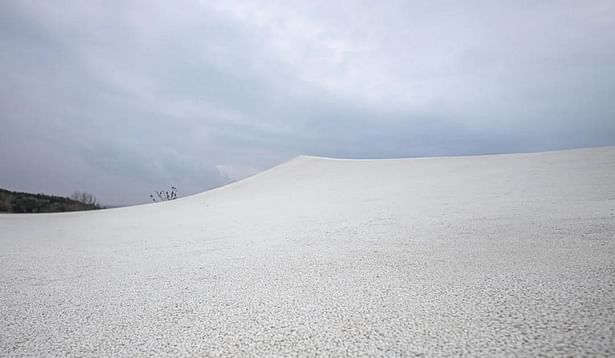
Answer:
top-left (0, 188), bottom-right (101, 213)
top-left (1, 147), bottom-right (614, 356)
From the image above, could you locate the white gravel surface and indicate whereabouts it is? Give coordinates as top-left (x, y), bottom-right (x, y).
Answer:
top-left (1, 147), bottom-right (615, 357)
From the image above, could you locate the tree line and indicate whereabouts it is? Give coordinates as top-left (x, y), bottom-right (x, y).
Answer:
top-left (0, 188), bottom-right (102, 213)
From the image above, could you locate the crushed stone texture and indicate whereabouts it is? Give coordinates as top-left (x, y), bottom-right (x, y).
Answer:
top-left (1, 147), bottom-right (615, 356)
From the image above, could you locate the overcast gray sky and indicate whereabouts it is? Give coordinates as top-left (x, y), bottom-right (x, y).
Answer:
top-left (1, 0), bottom-right (614, 205)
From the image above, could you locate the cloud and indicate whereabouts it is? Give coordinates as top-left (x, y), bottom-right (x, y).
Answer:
top-left (1, 0), bottom-right (614, 205)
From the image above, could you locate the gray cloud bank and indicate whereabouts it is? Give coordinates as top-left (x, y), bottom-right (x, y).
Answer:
top-left (1, 0), bottom-right (614, 205)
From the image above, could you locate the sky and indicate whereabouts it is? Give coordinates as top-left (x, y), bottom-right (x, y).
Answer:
top-left (1, 0), bottom-right (614, 206)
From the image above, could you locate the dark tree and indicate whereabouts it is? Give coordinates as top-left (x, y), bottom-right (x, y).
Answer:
top-left (150, 186), bottom-right (177, 202)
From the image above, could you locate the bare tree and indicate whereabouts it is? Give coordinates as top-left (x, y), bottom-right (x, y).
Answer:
top-left (71, 191), bottom-right (98, 206)
top-left (150, 186), bottom-right (177, 202)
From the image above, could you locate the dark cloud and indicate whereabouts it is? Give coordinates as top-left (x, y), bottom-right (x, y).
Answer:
top-left (1, 0), bottom-right (614, 205)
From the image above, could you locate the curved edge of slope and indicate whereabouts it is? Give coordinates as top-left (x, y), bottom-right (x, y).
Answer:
top-left (0, 156), bottom-right (307, 218)
top-left (1, 145), bottom-right (613, 219)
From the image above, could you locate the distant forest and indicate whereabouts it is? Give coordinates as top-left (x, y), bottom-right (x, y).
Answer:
top-left (0, 188), bottom-right (101, 213)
